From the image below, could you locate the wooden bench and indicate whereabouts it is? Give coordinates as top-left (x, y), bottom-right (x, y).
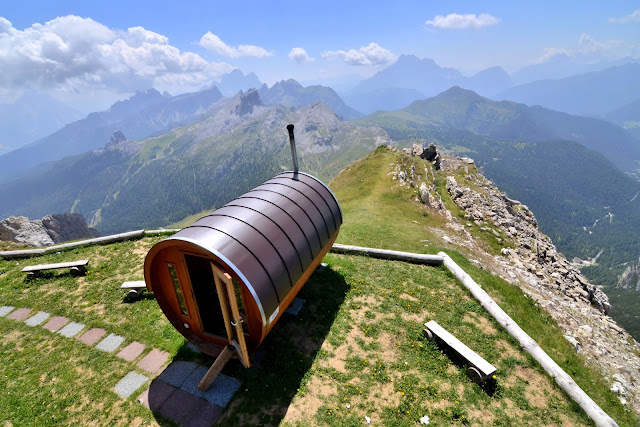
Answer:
top-left (423, 320), bottom-right (496, 383)
top-left (22, 260), bottom-right (89, 279)
top-left (121, 281), bottom-right (147, 298)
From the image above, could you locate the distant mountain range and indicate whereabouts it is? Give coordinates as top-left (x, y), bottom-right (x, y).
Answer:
top-left (342, 54), bottom-right (513, 113)
top-left (361, 86), bottom-right (640, 172)
top-left (0, 87), bottom-right (224, 184)
top-left (496, 63), bottom-right (640, 117)
top-left (605, 98), bottom-right (640, 140)
top-left (0, 77), bottom-right (369, 184)
top-left (258, 79), bottom-right (362, 120)
top-left (0, 93), bottom-right (83, 155)
top-left (510, 54), bottom-right (640, 85)
top-left (215, 69), bottom-right (263, 96)
top-left (0, 90), bottom-right (389, 234)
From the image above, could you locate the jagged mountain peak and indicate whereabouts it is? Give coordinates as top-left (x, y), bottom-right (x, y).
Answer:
top-left (217, 69), bottom-right (263, 96)
top-left (232, 88), bottom-right (264, 116)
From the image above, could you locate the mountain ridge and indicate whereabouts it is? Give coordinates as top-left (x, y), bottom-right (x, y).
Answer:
top-left (0, 90), bottom-right (389, 234)
top-left (0, 87), bottom-right (225, 184)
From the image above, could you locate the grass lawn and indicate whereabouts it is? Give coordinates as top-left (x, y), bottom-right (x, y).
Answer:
top-left (0, 146), bottom-right (636, 425)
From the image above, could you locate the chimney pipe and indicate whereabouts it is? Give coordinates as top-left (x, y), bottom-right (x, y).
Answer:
top-left (286, 124), bottom-right (299, 174)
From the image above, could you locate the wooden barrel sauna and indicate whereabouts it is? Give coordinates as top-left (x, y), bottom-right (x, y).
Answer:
top-left (144, 171), bottom-right (342, 364)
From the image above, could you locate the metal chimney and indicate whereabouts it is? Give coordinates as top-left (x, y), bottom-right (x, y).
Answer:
top-left (286, 124), bottom-right (299, 174)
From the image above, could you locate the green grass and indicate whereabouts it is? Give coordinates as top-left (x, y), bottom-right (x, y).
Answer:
top-left (0, 146), bottom-right (637, 425)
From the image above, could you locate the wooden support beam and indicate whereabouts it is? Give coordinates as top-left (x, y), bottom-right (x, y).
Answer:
top-left (331, 243), bottom-right (444, 265)
top-left (438, 252), bottom-right (618, 427)
top-left (198, 345), bottom-right (234, 392)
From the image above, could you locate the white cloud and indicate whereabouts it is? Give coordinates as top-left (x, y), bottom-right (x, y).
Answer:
top-left (425, 13), bottom-right (500, 30)
top-left (321, 42), bottom-right (397, 66)
top-left (199, 31), bottom-right (272, 58)
top-left (609, 9), bottom-right (640, 24)
top-left (288, 47), bottom-right (314, 63)
top-left (536, 33), bottom-right (637, 64)
top-left (0, 16), bottom-right (232, 96)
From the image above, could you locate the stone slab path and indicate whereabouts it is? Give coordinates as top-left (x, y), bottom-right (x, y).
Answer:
top-left (0, 305), bottom-right (239, 425)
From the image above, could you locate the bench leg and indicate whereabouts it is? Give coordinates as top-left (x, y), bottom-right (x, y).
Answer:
top-left (127, 288), bottom-right (144, 299)
top-left (70, 266), bottom-right (86, 276)
top-left (27, 271), bottom-right (40, 280)
top-left (466, 366), bottom-right (484, 384)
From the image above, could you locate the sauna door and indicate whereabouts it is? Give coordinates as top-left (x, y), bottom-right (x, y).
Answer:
top-left (211, 264), bottom-right (251, 368)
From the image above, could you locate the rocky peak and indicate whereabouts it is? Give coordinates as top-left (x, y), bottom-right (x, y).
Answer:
top-left (232, 89), bottom-right (263, 116)
top-left (109, 89), bottom-right (165, 118)
top-left (106, 130), bottom-right (127, 147)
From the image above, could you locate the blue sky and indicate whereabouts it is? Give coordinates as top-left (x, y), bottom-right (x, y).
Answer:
top-left (1, 1), bottom-right (639, 111)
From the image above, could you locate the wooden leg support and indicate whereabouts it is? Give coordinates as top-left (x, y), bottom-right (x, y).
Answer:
top-left (197, 345), bottom-right (234, 392)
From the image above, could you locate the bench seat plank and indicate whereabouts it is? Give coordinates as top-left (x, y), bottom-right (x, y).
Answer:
top-left (22, 260), bottom-right (89, 273)
top-left (425, 320), bottom-right (496, 376)
top-left (120, 281), bottom-right (146, 289)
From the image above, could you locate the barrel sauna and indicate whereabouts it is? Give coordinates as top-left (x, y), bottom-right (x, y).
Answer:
top-left (144, 170), bottom-right (342, 367)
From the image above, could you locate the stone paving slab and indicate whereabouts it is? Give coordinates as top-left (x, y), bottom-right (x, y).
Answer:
top-left (158, 360), bottom-right (198, 388)
top-left (0, 306), bottom-right (15, 317)
top-left (96, 333), bottom-right (125, 353)
top-left (77, 328), bottom-right (106, 346)
top-left (114, 371), bottom-right (149, 398)
top-left (186, 342), bottom-right (202, 354)
top-left (157, 387), bottom-right (221, 426)
top-left (138, 379), bottom-right (177, 411)
top-left (138, 378), bottom-right (222, 425)
top-left (184, 402), bottom-right (222, 427)
top-left (159, 361), bottom-right (240, 407)
top-left (58, 322), bottom-right (85, 338)
top-left (117, 341), bottom-right (146, 362)
top-left (25, 311), bottom-right (50, 327)
top-left (42, 316), bottom-right (69, 332)
top-left (137, 348), bottom-right (170, 374)
top-left (285, 298), bottom-right (305, 316)
top-left (7, 307), bottom-right (31, 321)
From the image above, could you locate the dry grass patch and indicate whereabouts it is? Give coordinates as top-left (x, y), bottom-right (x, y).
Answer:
top-left (462, 312), bottom-right (498, 335)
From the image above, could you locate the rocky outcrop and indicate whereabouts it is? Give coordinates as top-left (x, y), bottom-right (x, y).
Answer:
top-left (0, 214), bottom-right (99, 247)
top-left (403, 142), bottom-right (441, 169)
top-left (618, 258), bottom-right (640, 291)
top-left (233, 89), bottom-right (263, 116)
top-left (390, 150), bottom-right (640, 411)
top-left (445, 174), bottom-right (611, 315)
top-left (435, 157), bottom-right (639, 411)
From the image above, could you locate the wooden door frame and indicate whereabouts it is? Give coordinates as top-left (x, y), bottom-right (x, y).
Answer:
top-left (211, 264), bottom-right (251, 368)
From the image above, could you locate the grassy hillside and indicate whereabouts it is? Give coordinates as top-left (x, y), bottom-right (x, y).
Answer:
top-left (0, 147), bottom-right (636, 425)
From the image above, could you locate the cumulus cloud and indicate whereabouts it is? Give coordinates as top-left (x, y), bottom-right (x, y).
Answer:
top-left (288, 47), bottom-right (314, 63)
top-left (321, 42), bottom-right (396, 66)
top-left (536, 33), bottom-right (637, 63)
top-left (609, 9), bottom-right (640, 24)
top-left (199, 31), bottom-right (272, 58)
top-left (0, 15), bottom-right (232, 95)
top-left (425, 13), bottom-right (500, 29)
